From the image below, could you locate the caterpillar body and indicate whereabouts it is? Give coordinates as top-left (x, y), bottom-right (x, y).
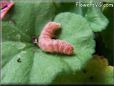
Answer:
top-left (0, 0), bottom-right (14, 20)
top-left (38, 22), bottom-right (74, 55)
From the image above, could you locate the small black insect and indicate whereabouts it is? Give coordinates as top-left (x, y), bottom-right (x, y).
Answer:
top-left (17, 58), bottom-right (21, 63)
top-left (32, 36), bottom-right (38, 45)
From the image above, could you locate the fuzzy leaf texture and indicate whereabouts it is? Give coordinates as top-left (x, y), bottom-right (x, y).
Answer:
top-left (1, 0), bottom-right (112, 85)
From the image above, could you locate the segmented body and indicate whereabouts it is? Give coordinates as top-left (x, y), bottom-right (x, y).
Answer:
top-left (38, 22), bottom-right (74, 55)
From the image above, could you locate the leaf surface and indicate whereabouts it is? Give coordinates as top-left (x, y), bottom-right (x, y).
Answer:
top-left (1, 0), bottom-right (111, 84)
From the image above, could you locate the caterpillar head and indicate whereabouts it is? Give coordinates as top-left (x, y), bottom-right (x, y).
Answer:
top-left (66, 45), bottom-right (74, 55)
top-left (47, 22), bottom-right (61, 30)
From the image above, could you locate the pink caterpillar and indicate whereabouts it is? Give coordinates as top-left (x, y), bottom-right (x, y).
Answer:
top-left (0, 0), bottom-right (14, 20)
top-left (38, 22), bottom-right (74, 55)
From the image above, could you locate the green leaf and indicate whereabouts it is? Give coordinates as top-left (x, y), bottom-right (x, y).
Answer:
top-left (29, 12), bottom-right (95, 84)
top-left (2, 41), bottom-right (33, 67)
top-left (29, 49), bottom-right (71, 84)
top-left (2, 2), bottom-right (35, 42)
top-left (57, 2), bottom-right (109, 32)
top-left (1, 0), bottom-right (111, 84)
top-left (2, 11), bottom-right (95, 84)
top-left (2, 47), bottom-right (34, 84)
top-left (85, 7), bottom-right (109, 32)
top-left (54, 12), bottom-right (95, 70)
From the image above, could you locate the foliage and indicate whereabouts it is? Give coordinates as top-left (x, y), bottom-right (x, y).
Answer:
top-left (1, 0), bottom-right (113, 84)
